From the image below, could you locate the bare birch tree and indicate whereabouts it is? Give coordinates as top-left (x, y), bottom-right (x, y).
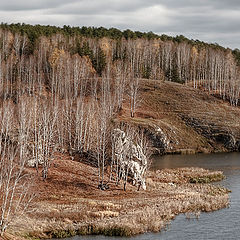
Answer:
top-left (129, 77), bottom-right (140, 118)
top-left (0, 102), bottom-right (34, 236)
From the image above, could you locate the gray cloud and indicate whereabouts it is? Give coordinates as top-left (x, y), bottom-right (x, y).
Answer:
top-left (0, 0), bottom-right (79, 11)
top-left (159, 0), bottom-right (240, 10)
top-left (50, 0), bottom-right (148, 15)
top-left (0, 0), bottom-right (239, 49)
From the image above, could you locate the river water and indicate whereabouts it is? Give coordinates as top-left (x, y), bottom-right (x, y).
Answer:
top-left (63, 152), bottom-right (240, 240)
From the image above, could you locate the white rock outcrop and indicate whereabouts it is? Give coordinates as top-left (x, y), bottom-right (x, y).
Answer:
top-left (156, 127), bottom-right (170, 149)
top-left (113, 128), bottom-right (148, 190)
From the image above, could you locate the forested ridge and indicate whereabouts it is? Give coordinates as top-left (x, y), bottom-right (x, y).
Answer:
top-left (0, 23), bottom-right (240, 235)
top-left (1, 23), bottom-right (240, 103)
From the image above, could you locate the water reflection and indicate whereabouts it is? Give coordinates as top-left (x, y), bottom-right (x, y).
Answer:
top-left (151, 152), bottom-right (240, 171)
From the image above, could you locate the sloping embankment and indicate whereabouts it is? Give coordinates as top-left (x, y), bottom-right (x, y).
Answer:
top-left (118, 80), bottom-right (240, 154)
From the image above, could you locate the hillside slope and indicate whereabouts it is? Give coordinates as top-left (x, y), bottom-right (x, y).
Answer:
top-left (118, 80), bottom-right (240, 154)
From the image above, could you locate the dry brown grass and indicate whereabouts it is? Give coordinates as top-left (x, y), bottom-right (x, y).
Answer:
top-left (6, 158), bottom-right (229, 239)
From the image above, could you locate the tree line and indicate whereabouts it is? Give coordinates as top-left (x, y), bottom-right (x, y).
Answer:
top-left (1, 23), bottom-right (239, 104)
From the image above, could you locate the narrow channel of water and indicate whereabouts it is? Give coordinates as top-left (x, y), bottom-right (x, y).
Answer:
top-left (62, 152), bottom-right (240, 240)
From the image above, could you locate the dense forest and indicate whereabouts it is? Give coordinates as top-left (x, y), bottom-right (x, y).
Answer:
top-left (1, 23), bottom-right (240, 103)
top-left (0, 23), bottom-right (240, 235)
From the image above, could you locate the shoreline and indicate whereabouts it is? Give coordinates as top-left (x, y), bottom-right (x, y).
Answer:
top-left (4, 159), bottom-right (230, 239)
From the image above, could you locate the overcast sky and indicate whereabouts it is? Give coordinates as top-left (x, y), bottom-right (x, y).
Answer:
top-left (0, 0), bottom-right (239, 49)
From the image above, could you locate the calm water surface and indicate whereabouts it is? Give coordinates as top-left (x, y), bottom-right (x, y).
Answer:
top-left (63, 152), bottom-right (240, 240)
